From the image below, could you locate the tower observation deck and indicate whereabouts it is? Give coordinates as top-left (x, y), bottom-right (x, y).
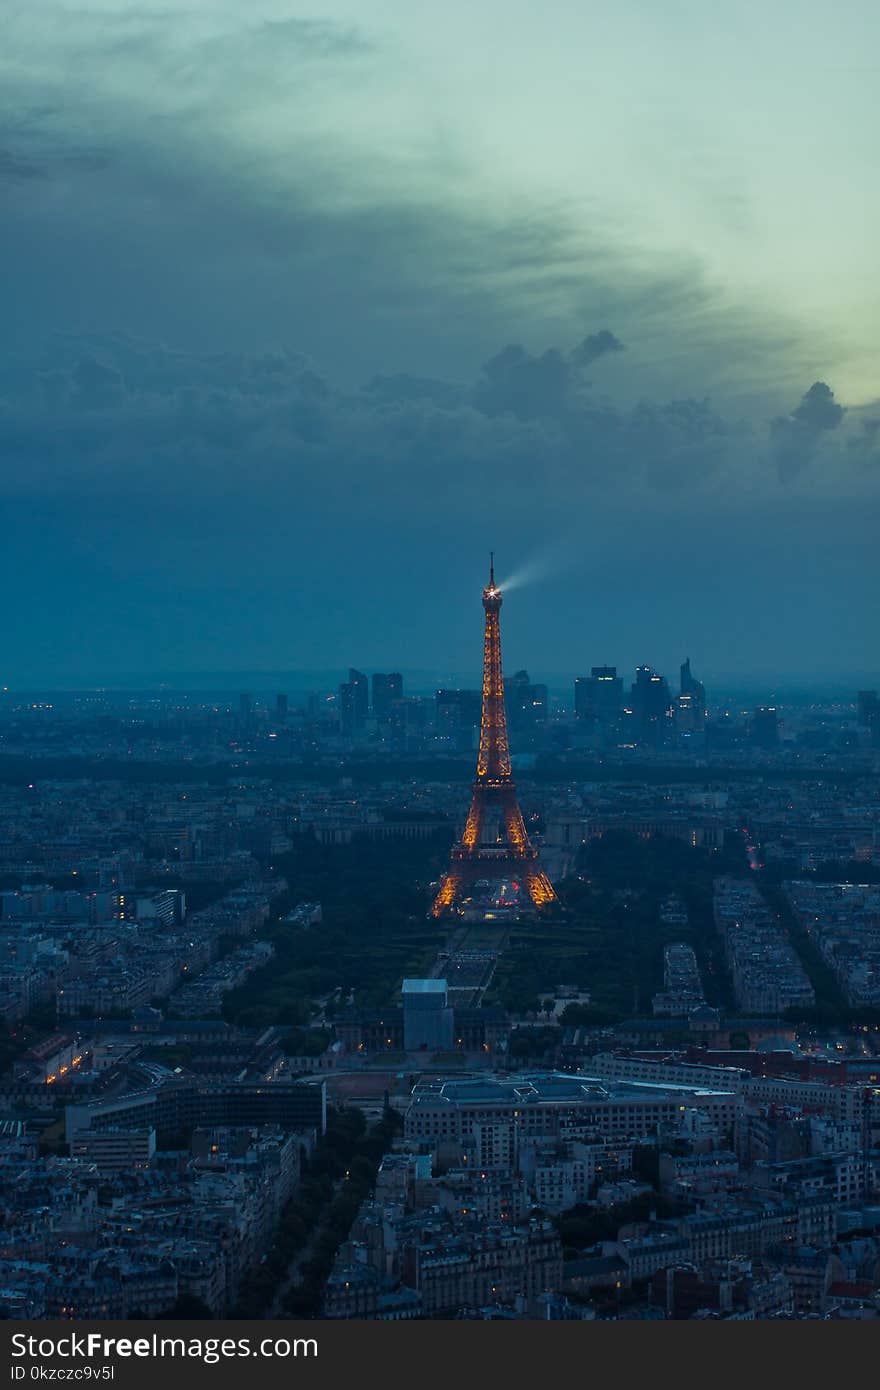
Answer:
top-left (431, 558), bottom-right (558, 920)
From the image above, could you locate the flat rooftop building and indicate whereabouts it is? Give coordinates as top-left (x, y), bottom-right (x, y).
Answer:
top-left (402, 977), bottom-right (454, 1051)
top-left (404, 1071), bottom-right (740, 1143)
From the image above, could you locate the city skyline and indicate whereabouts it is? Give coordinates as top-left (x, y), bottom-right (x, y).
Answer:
top-left (2, 661), bottom-right (878, 698)
top-left (1, 548), bottom-right (879, 692)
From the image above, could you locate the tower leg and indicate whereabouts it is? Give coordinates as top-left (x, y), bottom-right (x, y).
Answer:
top-left (500, 789), bottom-right (529, 853)
top-left (431, 871), bottom-right (462, 917)
top-left (521, 866), bottom-right (558, 908)
top-left (461, 788), bottom-right (487, 851)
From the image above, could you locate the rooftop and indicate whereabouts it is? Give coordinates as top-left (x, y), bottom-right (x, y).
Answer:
top-left (411, 1071), bottom-right (738, 1107)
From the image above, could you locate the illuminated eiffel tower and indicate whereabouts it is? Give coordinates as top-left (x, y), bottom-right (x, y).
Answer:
top-left (431, 557), bottom-right (558, 919)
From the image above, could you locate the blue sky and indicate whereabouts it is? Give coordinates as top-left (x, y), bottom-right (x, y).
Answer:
top-left (1, 1), bottom-right (878, 684)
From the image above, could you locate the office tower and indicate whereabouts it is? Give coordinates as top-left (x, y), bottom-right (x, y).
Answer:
top-left (676, 693), bottom-right (701, 733)
top-left (575, 666), bottom-right (623, 722)
top-left (338, 668), bottom-right (369, 733)
top-left (530, 682), bottom-right (548, 723)
top-left (435, 688), bottom-right (482, 735)
top-left (857, 690), bottom-right (879, 727)
top-left (338, 681), bottom-right (357, 733)
top-left (432, 558), bottom-right (557, 919)
top-left (275, 692), bottom-right (288, 721)
top-left (504, 669), bottom-right (548, 732)
top-left (372, 671), bottom-right (403, 722)
top-left (505, 668), bottom-right (531, 733)
top-left (238, 692), bottom-right (253, 722)
top-left (350, 668), bottom-right (368, 727)
top-left (677, 658), bottom-right (706, 734)
top-left (680, 657), bottom-right (699, 697)
top-left (395, 697), bottom-right (429, 732)
top-left (631, 665), bottom-right (673, 743)
top-left (574, 676), bottom-right (591, 721)
top-left (436, 688), bottom-right (462, 735)
top-left (752, 706), bottom-right (780, 749)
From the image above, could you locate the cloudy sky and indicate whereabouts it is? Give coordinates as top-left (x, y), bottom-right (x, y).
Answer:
top-left (2, 0), bottom-right (878, 687)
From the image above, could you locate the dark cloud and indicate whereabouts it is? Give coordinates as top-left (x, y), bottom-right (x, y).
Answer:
top-left (0, 8), bottom-right (875, 683)
top-left (0, 9), bottom-right (819, 407)
top-left (792, 381), bottom-right (845, 433)
top-left (0, 329), bottom-right (875, 682)
top-left (0, 329), bottom-right (747, 514)
top-left (845, 413), bottom-right (880, 473)
top-left (364, 374), bottom-right (466, 409)
top-left (0, 147), bottom-right (46, 181)
top-left (570, 329), bottom-right (625, 368)
top-left (68, 355), bottom-right (127, 410)
top-left (0, 108), bottom-right (111, 183)
top-left (471, 333), bottom-right (624, 422)
top-left (770, 380), bottom-right (845, 480)
top-left (473, 345), bottom-right (575, 420)
top-left (2, 333), bottom-right (872, 518)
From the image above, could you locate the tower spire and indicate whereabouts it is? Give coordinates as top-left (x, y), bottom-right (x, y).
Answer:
top-left (431, 563), bottom-right (558, 920)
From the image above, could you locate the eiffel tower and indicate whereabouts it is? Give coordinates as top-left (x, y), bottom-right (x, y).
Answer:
top-left (431, 557), bottom-right (558, 919)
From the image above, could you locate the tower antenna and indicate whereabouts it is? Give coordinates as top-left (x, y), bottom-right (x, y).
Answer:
top-left (489, 551), bottom-right (495, 587)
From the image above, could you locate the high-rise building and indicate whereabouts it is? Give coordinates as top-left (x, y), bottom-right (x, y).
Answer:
top-left (338, 682), bottom-right (355, 732)
top-left (338, 668), bottom-right (369, 733)
top-left (680, 657), bottom-right (705, 703)
top-left (751, 706), bottom-right (780, 749)
top-left (630, 666), bottom-right (673, 743)
top-left (436, 689), bottom-right (460, 735)
top-left (857, 690), bottom-right (879, 727)
top-left (530, 682), bottom-right (548, 723)
top-left (394, 697), bottom-right (429, 732)
top-left (675, 692), bottom-right (704, 734)
top-left (275, 692), bottom-right (288, 721)
top-left (676, 658), bottom-right (706, 736)
top-left (574, 667), bottom-right (623, 723)
top-left (436, 688), bottom-right (482, 736)
top-left (238, 692), bottom-right (253, 723)
top-left (350, 668), bottom-right (368, 726)
top-left (372, 672), bottom-right (403, 722)
top-left (574, 676), bottom-right (590, 721)
top-left (504, 669), bottom-right (547, 732)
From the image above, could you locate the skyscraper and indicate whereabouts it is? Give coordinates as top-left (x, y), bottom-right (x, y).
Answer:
top-left (751, 706), bottom-right (780, 749)
top-left (350, 668), bottom-right (368, 727)
top-left (372, 671), bottom-right (403, 722)
top-left (677, 658), bottom-right (706, 735)
top-left (338, 668), bottom-right (369, 734)
top-left (435, 688), bottom-right (482, 750)
top-left (574, 667), bottom-right (623, 723)
top-left (504, 669), bottom-right (547, 732)
top-left (631, 665), bottom-right (673, 744)
top-left (680, 657), bottom-right (704, 703)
